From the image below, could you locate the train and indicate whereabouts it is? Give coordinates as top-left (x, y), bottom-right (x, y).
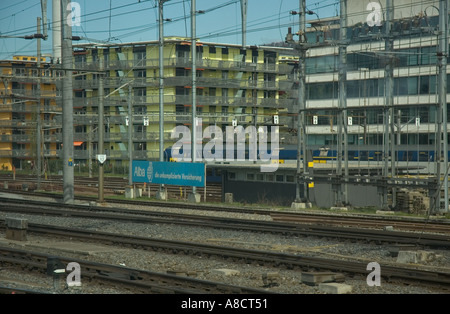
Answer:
top-left (164, 146), bottom-right (439, 183)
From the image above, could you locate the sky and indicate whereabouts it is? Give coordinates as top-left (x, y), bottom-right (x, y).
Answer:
top-left (0, 0), bottom-right (338, 60)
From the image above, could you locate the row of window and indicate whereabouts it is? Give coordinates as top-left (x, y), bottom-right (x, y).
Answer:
top-left (228, 171), bottom-right (295, 183)
top-left (308, 133), bottom-right (445, 147)
top-left (309, 105), bottom-right (446, 126)
top-left (77, 45), bottom-right (276, 64)
top-left (306, 45), bottom-right (441, 75)
top-left (308, 74), bottom-right (446, 100)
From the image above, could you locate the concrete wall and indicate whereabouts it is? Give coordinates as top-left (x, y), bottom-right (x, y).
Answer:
top-left (310, 183), bottom-right (381, 209)
top-left (223, 175), bottom-right (381, 208)
top-left (223, 179), bottom-right (298, 206)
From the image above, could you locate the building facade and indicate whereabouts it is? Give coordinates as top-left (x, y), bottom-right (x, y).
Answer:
top-left (71, 38), bottom-right (293, 169)
top-left (294, 0), bottom-right (446, 168)
top-left (1, 40), bottom-right (295, 175)
top-left (0, 56), bottom-right (60, 172)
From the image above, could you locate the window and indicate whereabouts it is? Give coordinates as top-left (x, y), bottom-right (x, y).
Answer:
top-left (74, 91), bottom-right (86, 98)
top-left (421, 46), bottom-right (437, 65)
top-left (264, 90), bottom-right (276, 98)
top-left (74, 54), bottom-right (86, 65)
top-left (222, 88), bottom-right (229, 102)
top-left (252, 50), bottom-right (258, 63)
top-left (134, 88), bottom-right (146, 102)
top-left (134, 69), bottom-right (146, 78)
top-left (395, 77), bottom-right (417, 96)
top-left (134, 105), bottom-right (147, 115)
top-left (75, 125), bottom-right (86, 133)
top-left (236, 107), bottom-right (246, 122)
top-left (176, 86), bottom-right (190, 95)
top-left (176, 104), bottom-right (187, 114)
top-left (221, 106), bottom-right (228, 122)
top-left (176, 68), bottom-right (189, 76)
top-left (135, 125), bottom-right (146, 133)
top-left (103, 50), bottom-right (110, 65)
top-left (134, 50), bottom-right (146, 61)
top-left (264, 51), bottom-right (276, 64)
top-left (177, 44), bottom-right (190, 62)
top-left (134, 142), bottom-right (147, 151)
top-left (222, 71), bottom-right (228, 80)
top-left (308, 82), bottom-right (337, 100)
top-left (306, 55), bottom-right (338, 74)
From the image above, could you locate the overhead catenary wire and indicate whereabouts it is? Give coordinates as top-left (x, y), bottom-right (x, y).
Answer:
top-left (1, 0), bottom-right (336, 47)
top-left (0, 0), bottom-right (434, 40)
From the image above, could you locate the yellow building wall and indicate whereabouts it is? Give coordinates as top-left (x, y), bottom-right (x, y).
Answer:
top-left (0, 159), bottom-right (12, 170)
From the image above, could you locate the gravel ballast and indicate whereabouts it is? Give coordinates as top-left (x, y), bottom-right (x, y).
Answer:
top-left (0, 195), bottom-right (449, 294)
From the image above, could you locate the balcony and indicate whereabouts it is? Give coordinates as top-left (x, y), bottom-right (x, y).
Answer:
top-left (8, 89), bottom-right (58, 99)
top-left (76, 55), bottom-right (287, 74)
top-left (0, 149), bottom-right (31, 158)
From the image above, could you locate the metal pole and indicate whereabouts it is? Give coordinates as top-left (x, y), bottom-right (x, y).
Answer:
top-left (337, 0), bottom-right (348, 206)
top-left (388, 0), bottom-right (396, 210)
top-left (241, 0), bottom-right (247, 49)
top-left (52, 0), bottom-right (61, 62)
top-left (439, 0), bottom-right (448, 213)
top-left (40, 0), bottom-right (48, 40)
top-left (98, 58), bottom-right (104, 202)
top-left (191, 0), bottom-right (197, 196)
top-left (88, 120), bottom-right (92, 178)
top-left (128, 84), bottom-right (133, 187)
top-left (383, 0), bottom-right (394, 210)
top-left (36, 17), bottom-right (42, 190)
top-left (62, 0), bottom-right (74, 203)
top-left (295, 0), bottom-right (308, 203)
top-left (159, 0), bottom-right (165, 195)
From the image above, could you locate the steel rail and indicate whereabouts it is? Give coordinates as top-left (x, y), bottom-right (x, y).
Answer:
top-left (0, 246), bottom-right (274, 294)
top-left (1, 198), bottom-right (450, 248)
top-left (12, 223), bottom-right (450, 288)
top-left (270, 212), bottom-right (450, 234)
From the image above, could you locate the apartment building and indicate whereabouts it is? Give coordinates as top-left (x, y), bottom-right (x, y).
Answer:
top-left (71, 38), bottom-right (293, 168)
top-left (0, 56), bottom-right (60, 171)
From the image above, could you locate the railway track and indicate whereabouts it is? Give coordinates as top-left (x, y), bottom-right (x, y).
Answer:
top-left (270, 212), bottom-right (450, 235)
top-left (2, 185), bottom-right (450, 235)
top-left (2, 222), bottom-right (450, 289)
top-left (0, 246), bottom-right (274, 294)
top-left (0, 174), bottom-right (223, 202)
top-left (0, 196), bottom-right (449, 248)
top-left (1, 196), bottom-right (450, 290)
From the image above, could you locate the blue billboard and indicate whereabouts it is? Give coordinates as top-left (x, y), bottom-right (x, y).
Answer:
top-left (132, 161), bottom-right (205, 187)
